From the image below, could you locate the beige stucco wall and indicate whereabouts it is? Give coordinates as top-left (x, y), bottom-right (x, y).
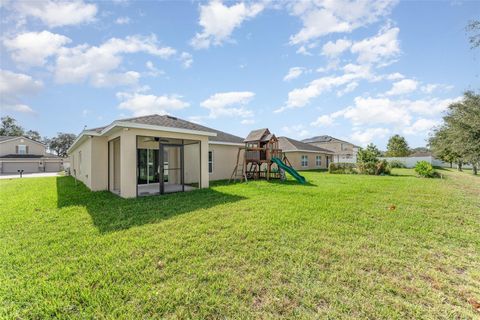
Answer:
top-left (69, 137), bottom-right (92, 189)
top-left (284, 151), bottom-right (332, 170)
top-left (208, 143), bottom-right (243, 181)
top-left (0, 137), bottom-right (46, 157)
top-left (90, 136), bottom-right (108, 191)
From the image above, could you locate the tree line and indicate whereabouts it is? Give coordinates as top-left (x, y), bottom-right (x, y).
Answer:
top-left (0, 116), bottom-right (76, 158)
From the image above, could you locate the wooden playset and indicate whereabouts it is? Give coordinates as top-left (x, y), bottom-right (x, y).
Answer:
top-left (230, 128), bottom-right (306, 184)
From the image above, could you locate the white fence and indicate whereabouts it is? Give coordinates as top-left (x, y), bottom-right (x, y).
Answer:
top-left (379, 156), bottom-right (473, 169)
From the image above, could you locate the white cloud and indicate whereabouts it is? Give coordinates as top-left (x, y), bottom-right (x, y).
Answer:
top-left (13, 0), bottom-right (97, 27)
top-left (180, 52), bottom-right (193, 68)
top-left (350, 127), bottom-right (390, 146)
top-left (342, 96), bottom-right (411, 126)
top-left (281, 124), bottom-right (310, 138)
top-left (289, 0), bottom-right (397, 45)
top-left (200, 91), bottom-right (254, 118)
top-left (283, 67), bottom-right (305, 81)
top-left (403, 118), bottom-right (439, 135)
top-left (90, 71), bottom-right (141, 88)
top-left (191, 0), bottom-right (264, 49)
top-left (145, 61), bottom-right (164, 77)
top-left (386, 79), bottom-right (418, 96)
top-left (386, 72), bottom-right (404, 80)
top-left (0, 69), bottom-right (43, 113)
top-left (277, 63), bottom-right (374, 112)
top-left (117, 92), bottom-right (189, 116)
top-left (336, 81), bottom-right (358, 96)
top-left (420, 83), bottom-right (454, 94)
top-left (241, 119), bottom-right (255, 125)
top-left (321, 38), bottom-right (352, 58)
top-left (54, 35), bottom-right (176, 87)
top-left (310, 115), bottom-right (335, 127)
top-left (296, 45), bottom-right (313, 56)
top-left (115, 16), bottom-right (130, 25)
top-left (407, 96), bottom-right (461, 116)
top-left (350, 25), bottom-right (400, 66)
top-left (3, 31), bottom-right (71, 67)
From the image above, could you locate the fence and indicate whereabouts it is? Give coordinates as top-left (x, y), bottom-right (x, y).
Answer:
top-left (379, 156), bottom-right (473, 169)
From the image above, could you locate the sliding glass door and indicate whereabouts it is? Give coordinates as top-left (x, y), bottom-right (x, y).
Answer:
top-left (137, 148), bottom-right (160, 185)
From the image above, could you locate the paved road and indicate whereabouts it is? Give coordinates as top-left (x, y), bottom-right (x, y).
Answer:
top-left (0, 172), bottom-right (62, 179)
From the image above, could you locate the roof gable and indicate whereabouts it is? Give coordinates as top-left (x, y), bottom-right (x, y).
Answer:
top-left (0, 136), bottom-right (45, 146)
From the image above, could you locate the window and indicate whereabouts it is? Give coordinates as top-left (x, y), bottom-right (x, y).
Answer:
top-left (315, 155), bottom-right (322, 167)
top-left (208, 151), bottom-right (213, 173)
top-left (301, 155), bottom-right (308, 167)
top-left (17, 145), bottom-right (27, 154)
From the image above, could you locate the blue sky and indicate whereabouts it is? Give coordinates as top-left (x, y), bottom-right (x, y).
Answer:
top-left (0, 0), bottom-right (478, 149)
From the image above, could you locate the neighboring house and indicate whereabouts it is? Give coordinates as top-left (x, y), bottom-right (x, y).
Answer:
top-left (278, 136), bottom-right (334, 170)
top-left (67, 114), bottom-right (244, 198)
top-left (302, 135), bottom-right (359, 163)
top-left (0, 136), bottom-right (64, 173)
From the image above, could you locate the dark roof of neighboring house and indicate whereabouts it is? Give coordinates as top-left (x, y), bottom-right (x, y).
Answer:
top-left (302, 135), bottom-right (360, 148)
top-left (86, 114), bottom-right (244, 144)
top-left (278, 136), bottom-right (334, 153)
top-left (244, 128), bottom-right (271, 142)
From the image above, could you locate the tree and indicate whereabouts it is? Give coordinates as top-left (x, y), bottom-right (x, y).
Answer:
top-left (0, 116), bottom-right (24, 136)
top-left (385, 135), bottom-right (410, 157)
top-left (49, 133), bottom-right (76, 157)
top-left (357, 144), bottom-right (383, 164)
top-left (25, 130), bottom-right (41, 141)
top-left (466, 20), bottom-right (480, 49)
top-left (429, 91), bottom-right (480, 175)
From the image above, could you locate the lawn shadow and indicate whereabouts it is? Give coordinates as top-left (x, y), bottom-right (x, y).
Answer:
top-left (56, 176), bottom-right (246, 233)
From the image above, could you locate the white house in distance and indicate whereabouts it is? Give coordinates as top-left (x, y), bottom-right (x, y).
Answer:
top-left (302, 135), bottom-right (359, 163)
top-left (67, 114), bottom-right (244, 198)
top-left (0, 136), bottom-right (64, 173)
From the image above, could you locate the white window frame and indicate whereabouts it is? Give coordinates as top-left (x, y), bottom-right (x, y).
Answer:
top-left (208, 151), bottom-right (213, 174)
top-left (17, 144), bottom-right (27, 154)
top-left (315, 155), bottom-right (322, 167)
top-left (301, 155), bottom-right (308, 167)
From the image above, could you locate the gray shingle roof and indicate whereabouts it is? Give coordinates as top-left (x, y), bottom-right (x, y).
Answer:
top-left (302, 135), bottom-right (334, 143)
top-left (278, 136), bottom-right (334, 153)
top-left (87, 114), bottom-right (244, 144)
top-left (302, 135), bottom-right (360, 148)
top-left (244, 128), bottom-right (270, 142)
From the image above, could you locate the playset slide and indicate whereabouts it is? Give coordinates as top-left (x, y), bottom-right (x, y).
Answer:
top-left (271, 157), bottom-right (306, 184)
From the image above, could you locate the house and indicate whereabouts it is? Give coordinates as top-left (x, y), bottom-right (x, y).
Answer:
top-left (0, 136), bottom-right (64, 174)
top-left (278, 136), bottom-right (334, 170)
top-left (67, 114), bottom-right (243, 198)
top-left (302, 135), bottom-right (359, 163)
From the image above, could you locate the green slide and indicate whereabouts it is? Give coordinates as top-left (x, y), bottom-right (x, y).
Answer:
top-left (271, 157), bottom-right (306, 184)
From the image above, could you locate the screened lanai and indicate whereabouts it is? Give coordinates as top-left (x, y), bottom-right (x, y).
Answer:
top-left (136, 135), bottom-right (201, 196)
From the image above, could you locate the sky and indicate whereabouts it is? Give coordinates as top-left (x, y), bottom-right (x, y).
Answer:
top-left (0, 0), bottom-right (478, 149)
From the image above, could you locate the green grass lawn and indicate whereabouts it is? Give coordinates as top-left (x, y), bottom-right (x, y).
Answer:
top-left (1, 169), bottom-right (479, 319)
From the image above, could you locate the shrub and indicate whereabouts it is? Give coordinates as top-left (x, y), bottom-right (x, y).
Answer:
top-left (389, 160), bottom-right (406, 168)
top-left (329, 162), bottom-right (357, 174)
top-left (357, 160), bottom-right (391, 175)
top-left (375, 159), bottom-right (391, 175)
top-left (415, 161), bottom-right (436, 178)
